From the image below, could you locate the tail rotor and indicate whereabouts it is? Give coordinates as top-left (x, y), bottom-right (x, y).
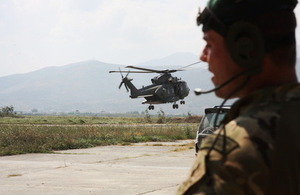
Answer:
top-left (118, 68), bottom-right (130, 92)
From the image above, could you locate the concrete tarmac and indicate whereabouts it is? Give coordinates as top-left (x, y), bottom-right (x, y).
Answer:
top-left (0, 140), bottom-right (195, 195)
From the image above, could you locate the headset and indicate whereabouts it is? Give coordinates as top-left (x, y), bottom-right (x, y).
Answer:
top-left (225, 21), bottom-right (265, 75)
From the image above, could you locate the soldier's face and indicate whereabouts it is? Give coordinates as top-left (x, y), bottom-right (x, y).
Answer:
top-left (200, 30), bottom-right (244, 98)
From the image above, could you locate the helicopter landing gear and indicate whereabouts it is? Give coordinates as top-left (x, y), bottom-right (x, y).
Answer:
top-left (148, 105), bottom-right (155, 110)
top-left (180, 100), bottom-right (185, 105)
top-left (172, 103), bottom-right (179, 109)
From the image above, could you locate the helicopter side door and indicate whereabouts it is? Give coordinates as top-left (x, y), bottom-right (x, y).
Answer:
top-left (155, 84), bottom-right (177, 102)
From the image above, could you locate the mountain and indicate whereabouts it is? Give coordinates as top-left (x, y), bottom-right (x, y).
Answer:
top-left (0, 60), bottom-right (136, 113)
top-left (138, 52), bottom-right (200, 67)
top-left (1, 52), bottom-right (299, 115)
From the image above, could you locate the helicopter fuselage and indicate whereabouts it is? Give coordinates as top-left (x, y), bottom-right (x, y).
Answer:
top-left (109, 63), bottom-right (200, 110)
top-left (128, 77), bottom-right (189, 105)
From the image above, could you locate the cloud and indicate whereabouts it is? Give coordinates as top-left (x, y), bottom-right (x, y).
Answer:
top-left (4, 0), bottom-right (299, 77)
top-left (48, 0), bottom-right (202, 51)
top-left (0, 0), bottom-right (205, 76)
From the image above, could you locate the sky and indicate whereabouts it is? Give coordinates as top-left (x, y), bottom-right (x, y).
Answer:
top-left (1, 0), bottom-right (300, 77)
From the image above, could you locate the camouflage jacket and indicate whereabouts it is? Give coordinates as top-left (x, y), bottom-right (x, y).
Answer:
top-left (177, 83), bottom-right (300, 195)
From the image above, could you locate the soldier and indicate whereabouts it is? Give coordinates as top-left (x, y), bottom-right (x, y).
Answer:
top-left (178, 0), bottom-right (300, 194)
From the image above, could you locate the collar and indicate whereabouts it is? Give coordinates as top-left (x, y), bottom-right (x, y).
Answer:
top-left (224, 83), bottom-right (300, 122)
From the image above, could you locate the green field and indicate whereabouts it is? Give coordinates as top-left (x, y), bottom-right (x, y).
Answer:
top-left (0, 115), bottom-right (201, 156)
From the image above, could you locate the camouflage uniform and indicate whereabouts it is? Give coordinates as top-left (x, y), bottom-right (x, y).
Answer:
top-left (177, 83), bottom-right (300, 195)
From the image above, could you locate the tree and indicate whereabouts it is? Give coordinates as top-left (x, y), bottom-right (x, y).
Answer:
top-left (144, 109), bottom-right (151, 123)
top-left (157, 109), bottom-right (166, 124)
top-left (0, 105), bottom-right (16, 117)
top-left (31, 108), bottom-right (38, 113)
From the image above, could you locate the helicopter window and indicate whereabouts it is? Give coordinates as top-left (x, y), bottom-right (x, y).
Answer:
top-left (179, 83), bottom-right (183, 90)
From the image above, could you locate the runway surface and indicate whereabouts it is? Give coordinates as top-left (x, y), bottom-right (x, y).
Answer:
top-left (0, 140), bottom-right (195, 195)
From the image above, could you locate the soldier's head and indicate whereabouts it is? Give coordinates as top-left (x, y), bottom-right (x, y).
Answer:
top-left (197, 0), bottom-right (298, 98)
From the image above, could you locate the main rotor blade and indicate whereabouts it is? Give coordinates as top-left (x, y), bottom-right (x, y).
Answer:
top-left (167, 69), bottom-right (183, 73)
top-left (126, 62), bottom-right (202, 73)
top-left (125, 66), bottom-right (163, 73)
top-left (111, 61), bottom-right (204, 74)
top-left (109, 70), bottom-right (153, 73)
top-left (178, 61), bottom-right (203, 70)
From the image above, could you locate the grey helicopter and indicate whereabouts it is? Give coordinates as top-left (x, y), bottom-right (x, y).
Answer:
top-left (109, 62), bottom-right (200, 110)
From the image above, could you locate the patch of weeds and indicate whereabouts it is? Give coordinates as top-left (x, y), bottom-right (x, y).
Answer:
top-left (152, 143), bottom-right (163, 146)
top-left (68, 119), bottom-right (75, 124)
top-left (120, 142), bottom-right (132, 146)
top-left (79, 119), bottom-right (85, 124)
top-left (184, 127), bottom-right (193, 139)
top-left (7, 174), bottom-right (22, 178)
top-left (0, 123), bottom-right (196, 156)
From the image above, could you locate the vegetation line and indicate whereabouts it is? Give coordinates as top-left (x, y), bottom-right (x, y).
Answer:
top-left (0, 115), bottom-right (201, 156)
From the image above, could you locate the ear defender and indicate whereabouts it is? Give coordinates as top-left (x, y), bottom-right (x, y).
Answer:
top-left (225, 21), bottom-right (266, 75)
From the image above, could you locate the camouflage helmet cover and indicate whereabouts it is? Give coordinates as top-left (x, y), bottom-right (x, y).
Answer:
top-left (197, 0), bottom-right (298, 36)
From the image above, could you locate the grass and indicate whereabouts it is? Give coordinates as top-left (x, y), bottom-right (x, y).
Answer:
top-left (0, 115), bottom-right (200, 156)
top-left (0, 116), bottom-right (144, 125)
top-left (0, 115), bottom-right (201, 125)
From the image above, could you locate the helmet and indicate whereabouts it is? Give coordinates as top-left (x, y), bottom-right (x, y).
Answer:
top-left (197, 0), bottom-right (298, 36)
top-left (197, 0), bottom-right (298, 72)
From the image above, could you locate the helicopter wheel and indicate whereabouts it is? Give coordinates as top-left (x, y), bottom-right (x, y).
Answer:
top-left (172, 104), bottom-right (179, 109)
top-left (148, 105), bottom-right (154, 110)
top-left (180, 100), bottom-right (185, 105)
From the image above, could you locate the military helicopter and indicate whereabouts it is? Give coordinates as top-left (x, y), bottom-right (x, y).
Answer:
top-left (109, 62), bottom-right (201, 110)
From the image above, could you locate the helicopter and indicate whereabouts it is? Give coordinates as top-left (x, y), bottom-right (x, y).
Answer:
top-left (109, 61), bottom-right (201, 110)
